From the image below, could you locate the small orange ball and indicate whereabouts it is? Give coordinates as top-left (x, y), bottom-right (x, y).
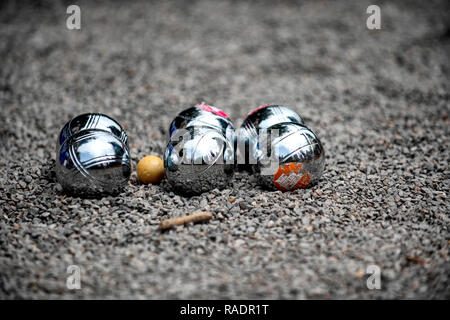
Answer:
top-left (136, 155), bottom-right (165, 184)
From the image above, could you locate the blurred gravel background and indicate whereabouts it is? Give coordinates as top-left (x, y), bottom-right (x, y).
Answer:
top-left (0, 0), bottom-right (449, 299)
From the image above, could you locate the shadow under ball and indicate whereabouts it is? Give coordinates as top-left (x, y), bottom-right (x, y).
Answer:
top-left (55, 113), bottom-right (131, 196)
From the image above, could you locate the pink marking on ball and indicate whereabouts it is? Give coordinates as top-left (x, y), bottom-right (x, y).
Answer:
top-left (196, 102), bottom-right (229, 118)
top-left (248, 104), bottom-right (273, 116)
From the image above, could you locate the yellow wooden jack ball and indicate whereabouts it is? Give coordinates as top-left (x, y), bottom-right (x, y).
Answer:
top-left (136, 155), bottom-right (165, 184)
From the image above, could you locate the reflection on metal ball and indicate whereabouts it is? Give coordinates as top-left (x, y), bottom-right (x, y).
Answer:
top-left (55, 113), bottom-right (131, 196)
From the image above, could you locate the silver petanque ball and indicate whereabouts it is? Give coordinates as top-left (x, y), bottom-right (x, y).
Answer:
top-left (55, 113), bottom-right (131, 196)
top-left (238, 105), bottom-right (325, 191)
top-left (164, 104), bottom-right (235, 195)
top-left (255, 123), bottom-right (325, 191)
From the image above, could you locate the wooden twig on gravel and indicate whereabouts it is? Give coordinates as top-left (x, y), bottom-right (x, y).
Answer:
top-left (159, 212), bottom-right (213, 230)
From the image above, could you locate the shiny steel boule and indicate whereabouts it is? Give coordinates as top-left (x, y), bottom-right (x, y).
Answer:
top-left (55, 113), bottom-right (131, 195)
top-left (164, 104), bottom-right (235, 195)
top-left (238, 105), bottom-right (325, 191)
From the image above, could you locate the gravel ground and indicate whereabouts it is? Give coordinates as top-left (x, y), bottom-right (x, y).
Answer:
top-left (0, 0), bottom-right (449, 299)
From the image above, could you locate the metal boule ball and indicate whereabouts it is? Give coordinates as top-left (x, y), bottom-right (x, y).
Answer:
top-left (255, 123), bottom-right (325, 191)
top-left (164, 104), bottom-right (235, 195)
top-left (238, 105), bottom-right (325, 191)
top-left (55, 114), bottom-right (131, 196)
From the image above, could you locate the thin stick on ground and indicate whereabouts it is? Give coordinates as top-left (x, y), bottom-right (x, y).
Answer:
top-left (159, 212), bottom-right (213, 230)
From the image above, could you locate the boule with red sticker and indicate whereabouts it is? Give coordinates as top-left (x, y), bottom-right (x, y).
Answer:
top-left (238, 105), bottom-right (325, 191)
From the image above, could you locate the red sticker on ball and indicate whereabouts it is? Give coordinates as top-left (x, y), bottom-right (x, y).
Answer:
top-left (273, 162), bottom-right (310, 191)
